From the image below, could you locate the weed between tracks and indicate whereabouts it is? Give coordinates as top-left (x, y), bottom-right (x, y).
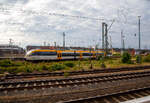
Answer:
top-left (0, 54), bottom-right (150, 74)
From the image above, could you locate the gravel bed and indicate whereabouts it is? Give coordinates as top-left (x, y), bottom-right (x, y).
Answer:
top-left (1, 76), bottom-right (150, 103)
top-left (2, 69), bottom-right (150, 83)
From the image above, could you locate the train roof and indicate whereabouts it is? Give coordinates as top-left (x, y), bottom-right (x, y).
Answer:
top-left (27, 49), bottom-right (104, 53)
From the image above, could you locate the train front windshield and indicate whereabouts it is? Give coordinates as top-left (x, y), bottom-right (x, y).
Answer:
top-left (26, 50), bottom-right (33, 56)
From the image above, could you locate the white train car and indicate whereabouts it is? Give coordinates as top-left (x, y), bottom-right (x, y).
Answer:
top-left (25, 49), bottom-right (104, 61)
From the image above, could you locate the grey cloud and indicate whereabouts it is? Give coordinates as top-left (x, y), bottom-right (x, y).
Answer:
top-left (0, 0), bottom-right (149, 49)
top-left (0, 0), bottom-right (29, 4)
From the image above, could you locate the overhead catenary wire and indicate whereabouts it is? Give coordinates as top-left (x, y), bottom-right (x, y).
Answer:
top-left (0, 6), bottom-right (114, 22)
top-left (0, 6), bottom-right (114, 34)
top-left (0, 4), bottom-right (120, 48)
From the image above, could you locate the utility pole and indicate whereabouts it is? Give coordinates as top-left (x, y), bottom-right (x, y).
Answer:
top-left (123, 39), bottom-right (125, 50)
top-left (121, 30), bottom-right (123, 50)
top-left (44, 42), bottom-right (46, 46)
top-left (105, 23), bottom-right (108, 55)
top-left (9, 38), bottom-right (13, 46)
top-left (101, 21), bottom-right (114, 56)
top-left (138, 16), bottom-right (141, 50)
top-left (63, 32), bottom-right (65, 49)
top-left (89, 46), bottom-right (93, 69)
top-left (102, 22), bottom-right (105, 50)
top-left (109, 36), bottom-right (112, 49)
top-left (54, 42), bottom-right (56, 48)
top-left (102, 22), bottom-right (109, 56)
top-left (121, 30), bottom-right (125, 54)
top-left (9, 38), bottom-right (13, 58)
top-left (137, 16), bottom-right (141, 63)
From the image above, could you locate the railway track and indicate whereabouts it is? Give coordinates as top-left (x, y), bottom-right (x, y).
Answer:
top-left (1, 65), bottom-right (150, 81)
top-left (60, 87), bottom-right (150, 103)
top-left (1, 71), bottom-right (150, 92)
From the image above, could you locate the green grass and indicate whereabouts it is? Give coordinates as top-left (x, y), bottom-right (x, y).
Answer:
top-left (64, 62), bottom-right (75, 68)
top-left (1, 55), bottom-right (150, 74)
top-left (143, 55), bottom-right (150, 62)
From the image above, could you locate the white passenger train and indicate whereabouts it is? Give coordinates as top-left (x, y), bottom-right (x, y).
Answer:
top-left (25, 49), bottom-right (104, 60)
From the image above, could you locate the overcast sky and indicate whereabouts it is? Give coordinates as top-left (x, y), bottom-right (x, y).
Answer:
top-left (0, 0), bottom-right (149, 49)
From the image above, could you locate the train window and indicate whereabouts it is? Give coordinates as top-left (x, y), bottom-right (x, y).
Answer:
top-left (40, 52), bottom-right (57, 56)
top-left (96, 53), bottom-right (104, 55)
top-left (31, 52), bottom-right (40, 56)
top-left (82, 53), bottom-right (92, 56)
top-left (75, 53), bottom-right (80, 56)
top-left (31, 52), bottom-right (57, 56)
top-left (62, 52), bottom-right (75, 56)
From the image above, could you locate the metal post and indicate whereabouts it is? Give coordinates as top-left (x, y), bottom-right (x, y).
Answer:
top-left (63, 32), bottom-right (65, 49)
top-left (138, 16), bottom-right (141, 63)
top-left (105, 24), bottom-right (108, 55)
top-left (89, 47), bottom-right (93, 69)
top-left (9, 38), bottom-right (13, 46)
top-left (138, 16), bottom-right (141, 50)
top-left (54, 42), bottom-right (56, 48)
top-left (123, 39), bottom-right (125, 50)
top-left (102, 22), bottom-right (105, 50)
top-left (9, 38), bottom-right (13, 58)
top-left (121, 30), bottom-right (123, 49)
top-left (121, 30), bottom-right (124, 54)
top-left (109, 36), bottom-right (112, 49)
top-left (44, 42), bottom-right (46, 46)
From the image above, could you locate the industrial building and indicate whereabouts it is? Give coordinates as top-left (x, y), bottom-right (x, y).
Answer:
top-left (0, 44), bottom-right (25, 58)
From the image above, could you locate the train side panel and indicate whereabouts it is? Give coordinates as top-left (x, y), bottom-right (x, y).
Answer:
top-left (25, 49), bottom-right (104, 61)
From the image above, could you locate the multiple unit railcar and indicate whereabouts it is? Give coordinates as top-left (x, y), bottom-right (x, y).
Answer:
top-left (25, 49), bottom-right (104, 61)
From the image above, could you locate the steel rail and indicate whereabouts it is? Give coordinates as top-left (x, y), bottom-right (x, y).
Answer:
top-left (1, 71), bottom-right (150, 92)
top-left (1, 65), bottom-right (150, 81)
top-left (59, 86), bottom-right (150, 103)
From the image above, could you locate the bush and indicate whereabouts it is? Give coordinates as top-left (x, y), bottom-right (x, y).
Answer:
top-left (41, 65), bottom-right (49, 70)
top-left (6, 67), bottom-right (21, 74)
top-left (24, 65), bottom-right (34, 73)
top-left (143, 55), bottom-right (150, 62)
top-left (121, 52), bottom-right (132, 64)
top-left (89, 64), bottom-right (93, 69)
top-left (50, 64), bottom-right (66, 71)
top-left (35, 65), bottom-right (43, 72)
top-left (0, 59), bottom-right (13, 67)
top-left (0, 60), bottom-right (24, 67)
top-left (97, 55), bottom-right (103, 60)
top-left (136, 55), bottom-right (142, 63)
top-left (100, 62), bottom-right (106, 68)
top-left (35, 65), bottom-right (48, 71)
top-left (0, 68), bottom-right (6, 74)
top-left (83, 58), bottom-right (89, 61)
top-left (113, 53), bottom-right (121, 57)
top-left (13, 61), bottom-right (24, 66)
top-left (104, 56), bottom-right (112, 60)
top-left (0, 65), bottom-right (32, 74)
top-left (108, 60), bottom-right (114, 64)
top-left (64, 62), bottom-right (75, 68)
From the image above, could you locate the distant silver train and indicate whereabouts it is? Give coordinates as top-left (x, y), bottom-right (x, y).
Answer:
top-left (25, 49), bottom-right (104, 60)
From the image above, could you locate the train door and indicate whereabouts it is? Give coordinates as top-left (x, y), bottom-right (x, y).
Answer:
top-left (80, 52), bottom-right (83, 59)
top-left (93, 51), bottom-right (96, 58)
top-left (57, 51), bottom-right (62, 60)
